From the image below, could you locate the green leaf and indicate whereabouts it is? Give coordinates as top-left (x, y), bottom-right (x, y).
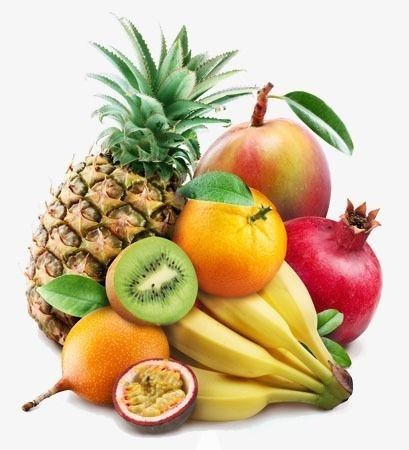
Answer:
top-left (175, 117), bottom-right (230, 134)
top-left (322, 337), bottom-right (352, 368)
top-left (95, 94), bottom-right (130, 116)
top-left (37, 275), bottom-right (108, 317)
top-left (157, 68), bottom-right (196, 103)
top-left (118, 17), bottom-right (157, 84)
top-left (159, 28), bottom-right (167, 67)
top-left (178, 171), bottom-right (254, 206)
top-left (283, 91), bottom-right (354, 154)
top-left (317, 309), bottom-right (344, 336)
top-left (109, 46), bottom-right (152, 95)
top-left (91, 43), bottom-right (142, 91)
top-left (145, 113), bottom-right (170, 131)
top-left (173, 25), bottom-right (189, 59)
top-left (196, 51), bottom-right (238, 81)
top-left (92, 104), bottom-right (127, 125)
top-left (190, 70), bottom-right (243, 99)
top-left (134, 92), bottom-right (165, 118)
top-left (187, 53), bottom-right (208, 70)
top-left (166, 100), bottom-right (212, 120)
top-left (157, 40), bottom-right (183, 86)
top-left (88, 73), bottom-right (144, 125)
top-left (200, 86), bottom-right (255, 105)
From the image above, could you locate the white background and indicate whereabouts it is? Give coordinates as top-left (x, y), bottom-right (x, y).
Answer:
top-left (1, 0), bottom-right (408, 448)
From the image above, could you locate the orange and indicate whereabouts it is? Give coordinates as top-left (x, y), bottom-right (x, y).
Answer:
top-left (172, 189), bottom-right (287, 297)
top-left (62, 307), bottom-right (169, 404)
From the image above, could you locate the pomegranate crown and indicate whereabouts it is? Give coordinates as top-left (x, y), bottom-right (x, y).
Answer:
top-left (341, 200), bottom-right (381, 234)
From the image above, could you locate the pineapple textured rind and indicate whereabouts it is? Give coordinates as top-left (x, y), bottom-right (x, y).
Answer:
top-left (27, 155), bottom-right (183, 344)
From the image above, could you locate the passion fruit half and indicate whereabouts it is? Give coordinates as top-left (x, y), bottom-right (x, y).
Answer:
top-left (113, 359), bottom-right (197, 433)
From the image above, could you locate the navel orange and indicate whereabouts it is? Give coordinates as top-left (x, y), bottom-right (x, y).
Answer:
top-left (172, 189), bottom-right (286, 297)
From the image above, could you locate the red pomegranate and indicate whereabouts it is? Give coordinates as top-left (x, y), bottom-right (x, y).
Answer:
top-left (285, 200), bottom-right (382, 344)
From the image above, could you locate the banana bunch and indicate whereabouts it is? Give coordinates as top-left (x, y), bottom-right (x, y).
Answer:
top-left (166, 262), bottom-right (353, 421)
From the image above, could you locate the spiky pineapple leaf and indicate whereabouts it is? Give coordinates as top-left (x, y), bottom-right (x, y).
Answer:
top-left (89, 73), bottom-right (145, 125)
top-left (159, 28), bottom-right (167, 67)
top-left (97, 126), bottom-right (122, 143)
top-left (91, 43), bottom-right (142, 91)
top-left (145, 113), bottom-right (170, 131)
top-left (196, 51), bottom-right (238, 81)
top-left (187, 53), bottom-right (208, 70)
top-left (88, 73), bottom-right (130, 101)
top-left (92, 20), bottom-right (251, 178)
top-left (157, 40), bottom-right (183, 87)
top-left (175, 117), bottom-right (230, 133)
top-left (118, 17), bottom-right (157, 85)
top-left (94, 94), bottom-right (130, 115)
top-left (157, 68), bottom-right (196, 103)
top-left (165, 100), bottom-right (214, 120)
top-left (173, 26), bottom-right (189, 60)
top-left (92, 104), bottom-right (127, 124)
top-left (190, 70), bottom-right (243, 99)
top-left (110, 46), bottom-right (152, 95)
top-left (200, 86), bottom-right (256, 104)
top-left (132, 92), bottom-right (165, 118)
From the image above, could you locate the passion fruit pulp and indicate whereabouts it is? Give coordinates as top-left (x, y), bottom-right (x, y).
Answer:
top-left (113, 359), bottom-right (197, 433)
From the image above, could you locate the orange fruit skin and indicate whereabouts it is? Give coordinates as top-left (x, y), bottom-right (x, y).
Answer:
top-left (172, 189), bottom-right (287, 297)
top-left (61, 307), bottom-right (169, 404)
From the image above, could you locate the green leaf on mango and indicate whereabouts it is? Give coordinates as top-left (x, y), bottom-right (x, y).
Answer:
top-left (283, 91), bottom-right (354, 155)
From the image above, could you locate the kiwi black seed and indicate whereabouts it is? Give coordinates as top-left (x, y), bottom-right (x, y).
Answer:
top-left (108, 237), bottom-right (198, 325)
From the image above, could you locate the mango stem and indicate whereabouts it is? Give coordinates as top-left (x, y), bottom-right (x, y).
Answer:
top-left (251, 82), bottom-right (273, 126)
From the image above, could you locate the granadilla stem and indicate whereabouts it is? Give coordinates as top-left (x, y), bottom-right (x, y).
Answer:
top-left (248, 206), bottom-right (273, 223)
top-left (251, 82), bottom-right (273, 127)
top-left (22, 381), bottom-right (66, 411)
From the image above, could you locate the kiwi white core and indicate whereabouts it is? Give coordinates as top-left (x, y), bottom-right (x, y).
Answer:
top-left (137, 265), bottom-right (179, 293)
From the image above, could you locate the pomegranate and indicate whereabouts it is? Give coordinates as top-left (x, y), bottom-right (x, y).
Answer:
top-left (285, 200), bottom-right (382, 344)
top-left (195, 83), bottom-right (331, 221)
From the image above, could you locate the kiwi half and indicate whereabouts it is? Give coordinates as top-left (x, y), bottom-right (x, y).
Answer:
top-left (106, 237), bottom-right (198, 325)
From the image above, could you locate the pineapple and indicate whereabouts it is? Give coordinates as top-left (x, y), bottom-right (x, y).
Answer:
top-left (26, 18), bottom-right (251, 345)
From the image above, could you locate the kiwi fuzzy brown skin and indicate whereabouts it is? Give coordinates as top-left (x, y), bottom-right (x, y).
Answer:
top-left (113, 359), bottom-right (198, 434)
top-left (106, 237), bottom-right (198, 326)
top-left (106, 252), bottom-right (146, 325)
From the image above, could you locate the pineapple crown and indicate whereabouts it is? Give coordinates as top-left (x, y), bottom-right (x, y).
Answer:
top-left (89, 17), bottom-right (253, 180)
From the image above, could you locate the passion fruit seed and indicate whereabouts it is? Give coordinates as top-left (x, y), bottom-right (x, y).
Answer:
top-left (123, 365), bottom-right (186, 417)
top-left (113, 359), bottom-right (197, 433)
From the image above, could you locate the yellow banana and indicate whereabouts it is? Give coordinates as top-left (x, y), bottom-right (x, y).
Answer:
top-left (166, 307), bottom-right (324, 393)
top-left (191, 367), bottom-right (339, 421)
top-left (171, 347), bottom-right (308, 391)
top-left (268, 348), bottom-right (315, 377)
top-left (259, 261), bottom-right (333, 367)
top-left (198, 291), bottom-right (333, 384)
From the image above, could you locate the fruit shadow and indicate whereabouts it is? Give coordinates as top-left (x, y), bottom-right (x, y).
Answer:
top-left (188, 403), bottom-right (321, 432)
top-left (345, 339), bottom-right (364, 359)
top-left (67, 394), bottom-right (321, 437)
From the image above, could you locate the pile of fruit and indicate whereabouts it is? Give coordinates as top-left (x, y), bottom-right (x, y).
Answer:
top-left (23, 17), bottom-right (382, 433)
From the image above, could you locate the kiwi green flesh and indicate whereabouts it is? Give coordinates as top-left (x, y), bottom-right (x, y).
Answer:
top-left (114, 237), bottom-right (198, 325)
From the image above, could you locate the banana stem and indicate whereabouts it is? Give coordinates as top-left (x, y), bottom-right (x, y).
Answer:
top-left (302, 335), bottom-right (334, 369)
top-left (289, 342), bottom-right (333, 383)
top-left (266, 389), bottom-right (319, 406)
top-left (273, 359), bottom-right (325, 394)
